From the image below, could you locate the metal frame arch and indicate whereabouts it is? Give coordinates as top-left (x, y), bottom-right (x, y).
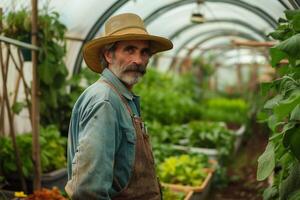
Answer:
top-left (144, 0), bottom-right (277, 28)
top-left (205, 48), bottom-right (266, 62)
top-left (279, 0), bottom-right (293, 9)
top-left (175, 29), bottom-right (259, 57)
top-left (72, 0), bottom-right (130, 74)
top-left (169, 19), bottom-right (269, 41)
top-left (171, 30), bottom-right (256, 70)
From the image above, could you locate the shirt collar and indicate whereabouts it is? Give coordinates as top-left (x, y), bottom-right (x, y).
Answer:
top-left (100, 68), bottom-right (134, 100)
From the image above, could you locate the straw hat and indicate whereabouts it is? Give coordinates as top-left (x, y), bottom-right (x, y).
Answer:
top-left (83, 13), bottom-right (173, 73)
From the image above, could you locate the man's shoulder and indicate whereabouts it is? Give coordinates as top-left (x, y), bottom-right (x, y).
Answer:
top-left (76, 81), bottom-right (122, 110)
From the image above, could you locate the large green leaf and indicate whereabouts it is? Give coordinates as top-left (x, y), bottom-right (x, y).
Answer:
top-left (283, 126), bottom-right (300, 161)
top-left (269, 47), bottom-right (287, 67)
top-left (267, 115), bottom-right (281, 132)
top-left (256, 111), bottom-right (269, 123)
top-left (257, 142), bottom-right (275, 181)
top-left (283, 126), bottom-right (297, 148)
top-left (279, 161), bottom-right (300, 200)
top-left (288, 189), bottom-right (300, 200)
top-left (274, 90), bottom-right (300, 120)
top-left (260, 82), bottom-right (273, 96)
top-left (290, 129), bottom-right (300, 161)
top-left (291, 13), bottom-right (300, 32)
top-left (264, 94), bottom-right (283, 109)
top-left (263, 186), bottom-right (278, 200)
top-left (285, 10), bottom-right (300, 21)
top-left (290, 104), bottom-right (300, 121)
top-left (276, 34), bottom-right (300, 60)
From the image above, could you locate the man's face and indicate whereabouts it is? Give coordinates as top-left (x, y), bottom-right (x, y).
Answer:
top-left (105, 40), bottom-right (151, 88)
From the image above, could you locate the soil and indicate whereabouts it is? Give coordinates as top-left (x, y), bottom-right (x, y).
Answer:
top-left (209, 122), bottom-right (270, 200)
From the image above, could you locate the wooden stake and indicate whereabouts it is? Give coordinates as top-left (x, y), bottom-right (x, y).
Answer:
top-left (0, 9), bottom-right (4, 136)
top-left (31, 0), bottom-right (41, 190)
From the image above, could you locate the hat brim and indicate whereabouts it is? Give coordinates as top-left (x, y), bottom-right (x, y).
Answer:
top-left (83, 34), bottom-right (173, 73)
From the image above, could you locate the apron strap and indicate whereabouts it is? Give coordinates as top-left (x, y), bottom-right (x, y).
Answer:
top-left (98, 79), bottom-right (133, 117)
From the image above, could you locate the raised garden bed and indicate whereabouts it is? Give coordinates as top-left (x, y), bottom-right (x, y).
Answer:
top-left (162, 168), bottom-right (215, 200)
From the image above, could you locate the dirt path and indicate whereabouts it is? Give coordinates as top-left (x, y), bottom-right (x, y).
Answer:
top-left (209, 122), bottom-right (269, 200)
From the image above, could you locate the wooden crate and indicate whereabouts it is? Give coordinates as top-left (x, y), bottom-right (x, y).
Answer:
top-left (161, 168), bottom-right (214, 200)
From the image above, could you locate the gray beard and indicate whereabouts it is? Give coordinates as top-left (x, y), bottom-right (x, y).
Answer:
top-left (109, 66), bottom-right (144, 86)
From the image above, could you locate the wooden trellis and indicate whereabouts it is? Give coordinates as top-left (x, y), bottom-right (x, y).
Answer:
top-left (0, 0), bottom-right (41, 191)
top-left (0, 36), bottom-right (37, 192)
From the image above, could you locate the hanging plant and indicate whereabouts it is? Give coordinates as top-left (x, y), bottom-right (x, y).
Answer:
top-left (2, 7), bottom-right (72, 134)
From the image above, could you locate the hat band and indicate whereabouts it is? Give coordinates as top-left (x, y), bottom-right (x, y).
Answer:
top-left (108, 26), bottom-right (148, 36)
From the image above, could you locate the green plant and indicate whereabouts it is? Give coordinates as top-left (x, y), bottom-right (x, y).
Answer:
top-left (134, 68), bottom-right (202, 124)
top-left (257, 10), bottom-right (300, 200)
top-left (2, 8), bottom-right (70, 134)
top-left (200, 98), bottom-right (249, 125)
top-left (0, 125), bottom-right (67, 178)
top-left (158, 154), bottom-right (209, 186)
top-left (148, 120), bottom-right (235, 164)
top-left (162, 188), bottom-right (186, 200)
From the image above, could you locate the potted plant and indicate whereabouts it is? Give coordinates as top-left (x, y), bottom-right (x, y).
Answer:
top-left (0, 125), bottom-right (67, 192)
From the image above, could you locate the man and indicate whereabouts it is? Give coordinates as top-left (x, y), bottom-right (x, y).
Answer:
top-left (65, 13), bottom-right (173, 200)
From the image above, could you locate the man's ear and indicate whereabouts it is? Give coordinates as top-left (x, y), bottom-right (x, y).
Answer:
top-left (104, 50), bottom-right (113, 64)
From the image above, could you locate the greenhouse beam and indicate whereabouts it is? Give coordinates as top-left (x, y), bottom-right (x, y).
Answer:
top-left (170, 30), bottom-right (256, 70)
top-left (144, 0), bottom-right (277, 28)
top-left (169, 19), bottom-right (269, 41)
top-left (232, 40), bottom-right (276, 47)
top-left (72, 0), bottom-right (129, 75)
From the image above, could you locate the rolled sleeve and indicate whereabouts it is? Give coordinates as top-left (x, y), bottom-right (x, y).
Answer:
top-left (66, 100), bottom-right (119, 200)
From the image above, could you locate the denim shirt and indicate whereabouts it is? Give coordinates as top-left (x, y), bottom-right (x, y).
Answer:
top-left (66, 68), bottom-right (141, 199)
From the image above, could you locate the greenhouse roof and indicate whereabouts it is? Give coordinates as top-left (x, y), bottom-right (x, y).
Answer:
top-left (1, 0), bottom-right (299, 73)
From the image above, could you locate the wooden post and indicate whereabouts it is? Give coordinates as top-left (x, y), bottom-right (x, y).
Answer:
top-left (0, 7), bottom-right (4, 136)
top-left (236, 63), bottom-right (242, 93)
top-left (31, 0), bottom-right (41, 190)
top-left (214, 63), bottom-right (219, 91)
top-left (0, 7), bottom-right (2, 32)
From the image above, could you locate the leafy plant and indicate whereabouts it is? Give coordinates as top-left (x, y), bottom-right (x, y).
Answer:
top-left (148, 120), bottom-right (235, 164)
top-left (162, 188), bottom-right (186, 200)
top-left (0, 125), bottom-right (67, 178)
top-left (257, 10), bottom-right (300, 200)
top-left (158, 154), bottom-right (209, 186)
top-left (200, 98), bottom-right (249, 125)
top-left (134, 68), bottom-right (202, 124)
top-left (2, 8), bottom-right (71, 134)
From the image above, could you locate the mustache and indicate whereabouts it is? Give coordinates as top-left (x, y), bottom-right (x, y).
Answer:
top-left (123, 64), bottom-right (146, 74)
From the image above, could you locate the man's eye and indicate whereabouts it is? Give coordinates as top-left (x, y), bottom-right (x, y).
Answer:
top-left (125, 48), bottom-right (135, 54)
top-left (142, 50), bottom-right (151, 57)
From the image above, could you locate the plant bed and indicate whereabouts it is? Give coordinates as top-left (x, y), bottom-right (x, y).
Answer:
top-left (162, 187), bottom-right (194, 200)
top-left (149, 120), bottom-right (235, 164)
top-left (158, 154), bottom-right (216, 200)
top-left (161, 168), bottom-right (214, 200)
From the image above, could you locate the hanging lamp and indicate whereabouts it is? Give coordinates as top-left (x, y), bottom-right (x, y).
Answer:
top-left (191, 0), bottom-right (205, 23)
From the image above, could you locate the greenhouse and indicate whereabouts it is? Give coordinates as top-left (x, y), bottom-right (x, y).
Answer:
top-left (0, 0), bottom-right (300, 199)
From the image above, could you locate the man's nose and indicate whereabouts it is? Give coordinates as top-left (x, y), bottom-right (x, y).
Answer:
top-left (132, 53), bottom-right (144, 65)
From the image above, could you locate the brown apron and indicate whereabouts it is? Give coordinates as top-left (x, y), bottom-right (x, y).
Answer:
top-left (100, 80), bottom-right (162, 200)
